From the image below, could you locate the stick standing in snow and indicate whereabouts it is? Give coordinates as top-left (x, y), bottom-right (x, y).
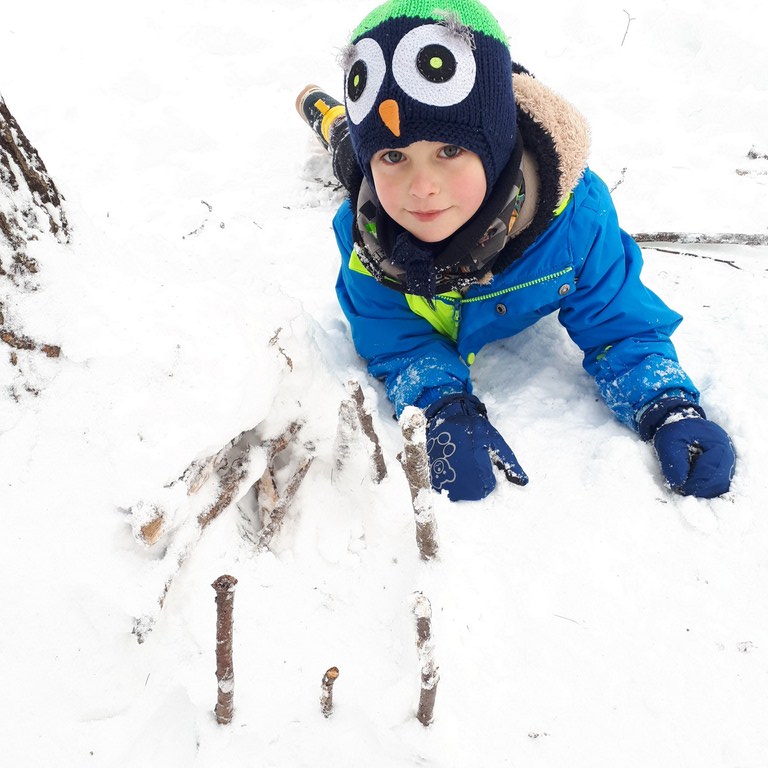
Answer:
top-left (412, 592), bottom-right (439, 726)
top-left (212, 574), bottom-right (238, 725)
top-left (320, 666), bottom-right (340, 717)
top-left (400, 407), bottom-right (439, 560)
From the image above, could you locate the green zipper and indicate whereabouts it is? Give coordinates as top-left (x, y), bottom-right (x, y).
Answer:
top-left (460, 267), bottom-right (574, 304)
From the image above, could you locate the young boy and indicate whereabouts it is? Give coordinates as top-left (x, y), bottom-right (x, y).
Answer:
top-left (296, 0), bottom-right (736, 502)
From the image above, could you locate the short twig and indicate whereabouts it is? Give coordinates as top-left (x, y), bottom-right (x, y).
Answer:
top-left (320, 667), bottom-right (340, 718)
top-left (621, 9), bottom-right (635, 46)
top-left (268, 327), bottom-right (293, 370)
top-left (183, 200), bottom-right (212, 239)
top-left (609, 167), bottom-right (627, 192)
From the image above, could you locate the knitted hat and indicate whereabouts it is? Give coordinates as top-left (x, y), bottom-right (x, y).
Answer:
top-left (341, 0), bottom-right (516, 191)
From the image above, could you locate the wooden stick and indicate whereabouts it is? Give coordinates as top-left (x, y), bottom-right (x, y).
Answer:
top-left (399, 408), bottom-right (439, 561)
top-left (649, 247), bottom-right (741, 270)
top-left (212, 575), bottom-right (238, 725)
top-left (320, 666), bottom-right (340, 718)
top-left (413, 593), bottom-right (439, 726)
top-left (333, 397), bottom-right (358, 478)
top-left (347, 380), bottom-right (388, 483)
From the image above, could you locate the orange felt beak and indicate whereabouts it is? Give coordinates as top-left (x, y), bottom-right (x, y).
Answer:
top-left (378, 99), bottom-right (401, 137)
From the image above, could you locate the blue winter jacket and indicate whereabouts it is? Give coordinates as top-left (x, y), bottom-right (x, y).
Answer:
top-left (333, 167), bottom-right (699, 430)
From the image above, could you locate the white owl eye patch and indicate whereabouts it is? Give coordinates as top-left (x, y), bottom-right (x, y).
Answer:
top-left (343, 23), bottom-right (477, 125)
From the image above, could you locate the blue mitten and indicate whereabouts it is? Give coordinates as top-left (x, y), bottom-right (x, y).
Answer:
top-left (424, 393), bottom-right (528, 501)
top-left (638, 397), bottom-right (735, 498)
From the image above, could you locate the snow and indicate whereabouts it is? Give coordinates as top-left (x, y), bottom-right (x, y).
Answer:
top-left (1, 0), bottom-right (767, 766)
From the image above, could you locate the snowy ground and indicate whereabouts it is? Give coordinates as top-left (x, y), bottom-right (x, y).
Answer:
top-left (1, 1), bottom-right (767, 766)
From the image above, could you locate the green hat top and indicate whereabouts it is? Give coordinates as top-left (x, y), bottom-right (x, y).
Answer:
top-left (351, 0), bottom-right (508, 45)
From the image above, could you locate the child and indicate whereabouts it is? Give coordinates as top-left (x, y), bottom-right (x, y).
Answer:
top-left (296, 0), bottom-right (736, 501)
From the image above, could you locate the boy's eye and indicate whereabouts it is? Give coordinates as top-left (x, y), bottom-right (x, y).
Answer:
top-left (382, 150), bottom-right (404, 164)
top-left (441, 145), bottom-right (462, 159)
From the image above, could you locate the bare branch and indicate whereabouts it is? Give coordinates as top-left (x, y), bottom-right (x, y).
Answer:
top-left (131, 424), bottom-right (305, 642)
top-left (197, 447), bottom-right (252, 529)
top-left (255, 455), bottom-right (314, 552)
top-left (621, 9), bottom-right (636, 46)
top-left (132, 445), bottom-right (254, 643)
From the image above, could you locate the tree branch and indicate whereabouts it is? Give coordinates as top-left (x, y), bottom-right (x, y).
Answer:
top-left (131, 423), bottom-right (304, 643)
top-left (633, 231), bottom-right (768, 247)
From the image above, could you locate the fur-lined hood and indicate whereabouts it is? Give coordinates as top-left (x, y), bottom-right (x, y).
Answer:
top-left (490, 64), bottom-right (591, 273)
top-left (514, 67), bottom-right (590, 203)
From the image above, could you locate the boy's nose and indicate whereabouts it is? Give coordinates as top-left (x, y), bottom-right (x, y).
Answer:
top-left (409, 169), bottom-right (439, 198)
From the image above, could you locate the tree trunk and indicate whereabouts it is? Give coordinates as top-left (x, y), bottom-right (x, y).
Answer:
top-left (1, 94), bottom-right (68, 386)
top-left (0, 94), bottom-right (69, 269)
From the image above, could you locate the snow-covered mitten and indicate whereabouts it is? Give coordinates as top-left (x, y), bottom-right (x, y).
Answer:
top-left (424, 393), bottom-right (528, 501)
top-left (638, 397), bottom-right (735, 498)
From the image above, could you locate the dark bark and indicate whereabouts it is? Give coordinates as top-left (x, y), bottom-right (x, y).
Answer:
top-left (212, 575), bottom-right (238, 725)
top-left (0, 94), bottom-right (67, 365)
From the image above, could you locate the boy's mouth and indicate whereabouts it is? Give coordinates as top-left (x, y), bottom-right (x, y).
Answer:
top-left (408, 209), bottom-right (447, 223)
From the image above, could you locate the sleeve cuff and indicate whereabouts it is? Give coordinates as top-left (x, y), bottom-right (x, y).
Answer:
top-left (636, 394), bottom-right (706, 441)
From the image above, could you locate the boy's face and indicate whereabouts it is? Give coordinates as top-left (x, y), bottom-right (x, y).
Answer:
top-left (369, 140), bottom-right (486, 243)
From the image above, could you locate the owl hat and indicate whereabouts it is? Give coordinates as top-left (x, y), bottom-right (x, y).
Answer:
top-left (342, 0), bottom-right (516, 193)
